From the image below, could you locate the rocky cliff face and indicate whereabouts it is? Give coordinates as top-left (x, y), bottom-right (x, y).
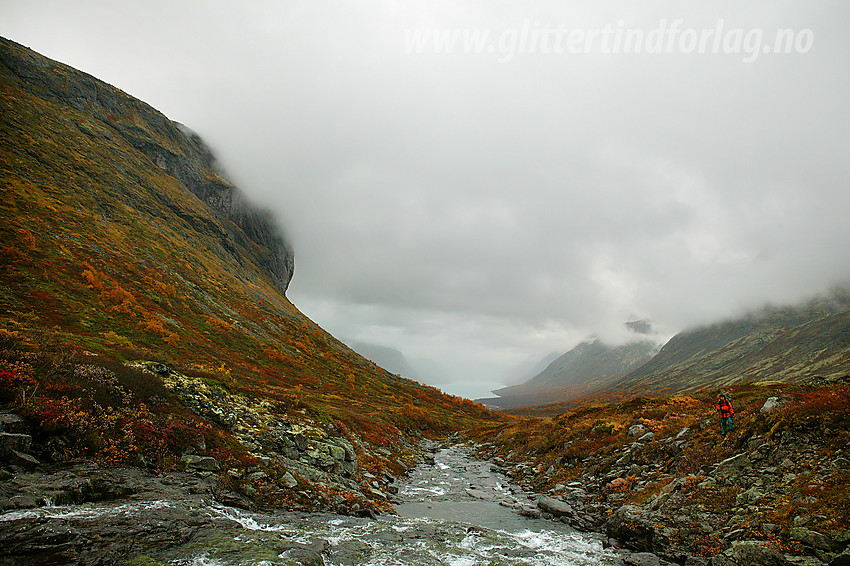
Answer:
top-left (0, 37), bottom-right (294, 292)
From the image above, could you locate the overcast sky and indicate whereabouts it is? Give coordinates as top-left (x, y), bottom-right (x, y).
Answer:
top-left (3, 1), bottom-right (849, 398)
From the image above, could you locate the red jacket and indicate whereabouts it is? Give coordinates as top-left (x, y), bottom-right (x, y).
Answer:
top-left (716, 398), bottom-right (734, 417)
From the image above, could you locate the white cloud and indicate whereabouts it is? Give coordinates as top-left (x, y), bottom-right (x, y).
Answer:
top-left (3, 0), bottom-right (849, 397)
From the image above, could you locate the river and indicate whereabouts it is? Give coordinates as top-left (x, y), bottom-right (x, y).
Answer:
top-left (0, 444), bottom-right (617, 565)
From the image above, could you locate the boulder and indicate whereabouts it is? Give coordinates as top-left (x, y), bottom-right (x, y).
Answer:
top-left (281, 472), bottom-right (298, 488)
top-left (0, 432), bottom-right (32, 456)
top-left (710, 540), bottom-right (790, 566)
top-left (606, 505), bottom-right (658, 551)
top-left (182, 455), bottom-right (220, 472)
top-left (8, 450), bottom-right (40, 469)
top-left (537, 496), bottom-right (575, 517)
top-left (789, 527), bottom-right (839, 552)
top-left (623, 552), bottom-right (662, 566)
top-left (0, 413), bottom-right (27, 434)
top-left (760, 397), bottom-right (780, 413)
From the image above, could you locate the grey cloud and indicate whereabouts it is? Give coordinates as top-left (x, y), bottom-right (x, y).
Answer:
top-left (3, 0), bottom-right (848, 396)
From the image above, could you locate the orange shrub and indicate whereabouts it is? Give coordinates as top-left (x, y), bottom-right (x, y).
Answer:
top-left (206, 316), bottom-right (233, 333)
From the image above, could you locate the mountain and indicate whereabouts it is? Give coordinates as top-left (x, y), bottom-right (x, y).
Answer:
top-left (0, 36), bottom-right (496, 514)
top-left (479, 339), bottom-right (657, 409)
top-left (496, 351), bottom-right (562, 388)
top-left (486, 291), bottom-right (850, 413)
top-left (345, 340), bottom-right (420, 378)
top-left (603, 291), bottom-right (850, 397)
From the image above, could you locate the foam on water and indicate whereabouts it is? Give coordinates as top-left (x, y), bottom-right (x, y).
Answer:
top-left (208, 504), bottom-right (291, 533)
top-left (0, 499), bottom-right (173, 523)
top-left (400, 485), bottom-right (447, 496)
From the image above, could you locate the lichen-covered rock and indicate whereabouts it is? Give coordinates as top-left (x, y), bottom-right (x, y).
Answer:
top-left (709, 541), bottom-right (790, 566)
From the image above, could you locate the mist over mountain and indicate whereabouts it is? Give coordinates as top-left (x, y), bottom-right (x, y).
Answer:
top-left (483, 288), bottom-right (850, 410)
top-left (496, 351), bottom-right (563, 388)
top-left (480, 339), bottom-right (658, 409)
top-left (344, 340), bottom-right (420, 379)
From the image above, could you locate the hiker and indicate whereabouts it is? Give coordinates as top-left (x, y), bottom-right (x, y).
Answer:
top-left (716, 393), bottom-right (734, 437)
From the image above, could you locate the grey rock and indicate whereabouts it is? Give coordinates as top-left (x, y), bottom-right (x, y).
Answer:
top-left (790, 527), bottom-right (838, 552)
top-left (0, 413), bottom-right (27, 434)
top-left (714, 453), bottom-right (751, 475)
top-left (182, 455), bottom-right (220, 472)
top-left (9, 450), bottom-right (40, 469)
top-left (281, 472), bottom-right (299, 488)
top-left (623, 552), bottom-right (662, 566)
top-left (629, 425), bottom-right (647, 437)
top-left (537, 496), bottom-right (574, 517)
top-left (605, 505), bottom-right (658, 550)
top-left (0, 432), bottom-right (32, 456)
top-left (711, 540), bottom-right (791, 566)
top-left (760, 397), bottom-right (781, 413)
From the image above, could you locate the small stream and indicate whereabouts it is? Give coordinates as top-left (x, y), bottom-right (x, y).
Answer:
top-left (0, 445), bottom-right (617, 565)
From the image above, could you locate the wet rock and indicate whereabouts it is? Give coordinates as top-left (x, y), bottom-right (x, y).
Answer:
top-left (278, 543), bottom-right (325, 566)
top-left (537, 496), bottom-right (574, 518)
top-left (329, 539), bottom-right (373, 565)
top-left (621, 551), bottom-right (663, 566)
top-left (466, 488), bottom-right (492, 500)
top-left (0, 520), bottom-right (82, 559)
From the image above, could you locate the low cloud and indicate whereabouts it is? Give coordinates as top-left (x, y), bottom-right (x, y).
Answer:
top-left (3, 1), bottom-right (849, 396)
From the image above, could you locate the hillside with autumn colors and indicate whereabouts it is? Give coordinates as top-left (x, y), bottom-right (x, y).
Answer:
top-left (0, 36), bottom-right (497, 513)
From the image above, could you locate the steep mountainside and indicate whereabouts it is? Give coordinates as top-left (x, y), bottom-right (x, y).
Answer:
top-left (480, 339), bottom-right (657, 409)
top-left (0, 37), bottom-right (496, 514)
top-left (0, 38), bottom-right (293, 293)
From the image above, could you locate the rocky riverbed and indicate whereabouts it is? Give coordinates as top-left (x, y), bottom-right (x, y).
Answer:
top-left (475, 420), bottom-right (850, 566)
top-left (0, 441), bottom-right (624, 566)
